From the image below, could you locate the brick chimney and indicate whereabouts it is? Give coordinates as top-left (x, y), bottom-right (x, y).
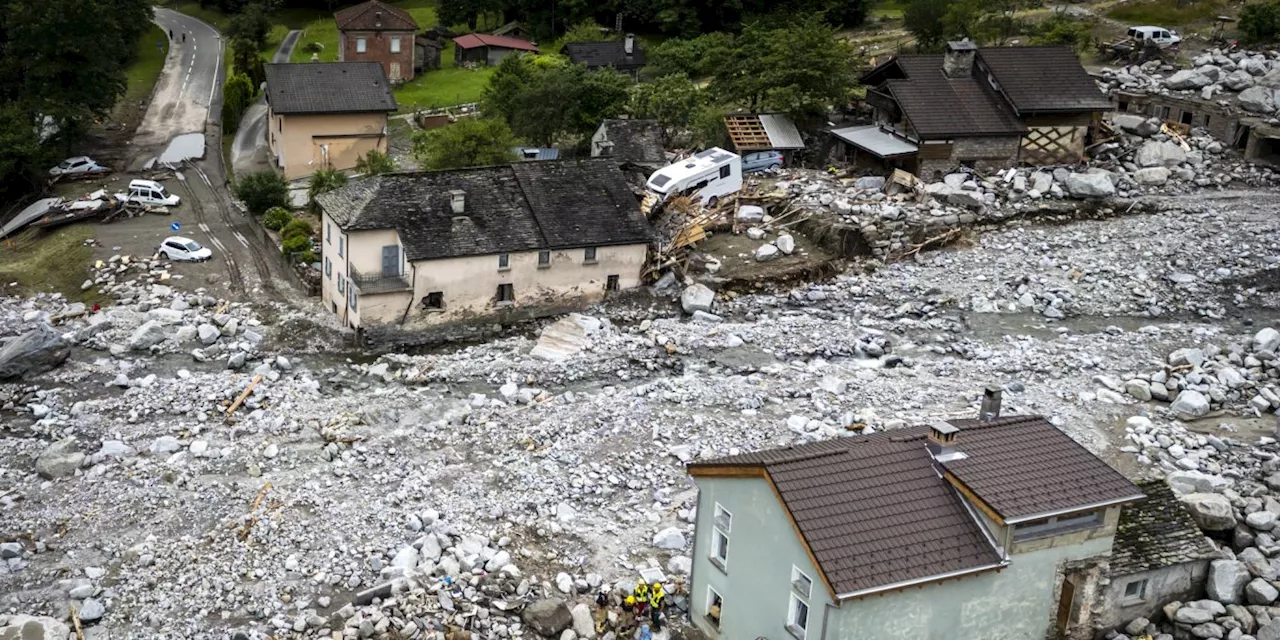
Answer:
top-left (979, 385), bottom-right (1002, 421)
top-left (926, 421), bottom-right (966, 462)
top-left (943, 39), bottom-right (977, 78)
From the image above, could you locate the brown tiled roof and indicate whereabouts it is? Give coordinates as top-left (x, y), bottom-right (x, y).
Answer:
top-left (940, 416), bottom-right (1144, 522)
top-left (335, 0), bottom-right (418, 31)
top-left (976, 46), bottom-right (1112, 114)
top-left (689, 415), bottom-right (1142, 598)
top-left (884, 55), bottom-right (1025, 139)
top-left (1110, 479), bottom-right (1218, 576)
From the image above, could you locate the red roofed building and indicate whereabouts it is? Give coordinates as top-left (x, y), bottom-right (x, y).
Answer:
top-left (335, 0), bottom-right (419, 83)
top-left (452, 33), bottom-right (538, 67)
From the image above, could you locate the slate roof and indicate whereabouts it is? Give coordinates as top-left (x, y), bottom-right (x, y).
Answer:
top-left (595, 119), bottom-right (665, 165)
top-left (316, 159), bottom-right (651, 261)
top-left (335, 0), bottom-right (418, 31)
top-left (563, 42), bottom-right (646, 70)
top-left (452, 33), bottom-right (539, 52)
top-left (1109, 479), bottom-right (1218, 576)
top-left (264, 62), bottom-right (397, 115)
top-left (689, 415), bottom-right (1143, 597)
top-left (883, 55), bottom-right (1025, 139)
top-left (976, 46), bottom-right (1113, 114)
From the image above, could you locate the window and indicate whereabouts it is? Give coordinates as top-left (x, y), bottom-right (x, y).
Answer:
top-left (583, 247), bottom-right (597, 263)
top-left (325, 257), bottom-right (332, 279)
top-left (1123, 579), bottom-right (1148, 602)
top-left (327, 223), bottom-right (332, 244)
top-left (787, 594), bottom-right (810, 639)
top-left (791, 567), bottom-right (813, 598)
top-left (497, 283), bottom-right (515, 303)
top-left (1204, 114), bottom-right (1211, 128)
top-left (348, 288), bottom-right (358, 311)
top-left (337, 273), bottom-right (345, 294)
top-left (498, 253), bottom-right (510, 270)
top-left (1158, 106), bottom-right (1171, 120)
top-left (356, 38), bottom-right (367, 53)
top-left (390, 37), bottom-right (401, 53)
top-left (706, 587), bottom-right (723, 630)
top-left (606, 275), bottom-right (619, 292)
top-left (537, 251), bottom-right (551, 267)
top-left (711, 503), bottom-right (731, 571)
top-left (1180, 110), bottom-right (1194, 126)
top-left (338, 237), bottom-right (344, 258)
top-left (1012, 510), bottom-right (1103, 542)
top-left (719, 165), bottom-right (730, 179)
top-left (423, 291), bottom-right (444, 310)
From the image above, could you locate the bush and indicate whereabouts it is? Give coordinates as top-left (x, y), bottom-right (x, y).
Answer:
top-left (307, 168), bottom-right (347, 213)
top-left (1241, 1), bottom-right (1280, 44)
top-left (221, 72), bottom-right (254, 132)
top-left (281, 234), bottom-right (310, 257)
top-left (354, 150), bottom-right (396, 175)
top-left (281, 219), bottom-right (314, 242)
top-left (263, 206), bottom-right (291, 230)
top-left (297, 250), bottom-right (319, 265)
top-left (235, 170), bottom-right (290, 215)
top-left (1031, 15), bottom-right (1096, 51)
top-left (301, 41), bottom-right (323, 54)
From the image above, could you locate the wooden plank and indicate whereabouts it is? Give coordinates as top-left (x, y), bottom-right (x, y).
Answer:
top-left (942, 471), bottom-right (1006, 524)
top-left (687, 465), bottom-right (765, 478)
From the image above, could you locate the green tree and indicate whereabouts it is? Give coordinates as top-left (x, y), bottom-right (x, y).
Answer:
top-left (354, 150), bottom-right (397, 175)
top-left (307, 169), bottom-right (347, 213)
top-left (221, 72), bottom-right (254, 132)
top-left (691, 104), bottom-right (730, 148)
top-left (231, 38), bottom-right (266, 91)
top-left (557, 20), bottom-right (605, 45)
top-left (628, 74), bottom-right (704, 145)
top-left (824, 0), bottom-right (869, 28)
top-left (228, 1), bottom-right (271, 49)
top-left (411, 118), bottom-right (520, 170)
top-left (439, 0), bottom-right (488, 30)
top-left (904, 0), bottom-right (950, 51)
top-left (263, 206), bottom-right (292, 230)
top-left (482, 56), bottom-right (630, 146)
top-left (1031, 15), bottom-right (1096, 50)
top-left (645, 32), bottom-right (734, 78)
top-left (281, 218), bottom-right (314, 241)
top-left (1241, 1), bottom-right (1280, 43)
top-left (235, 170), bottom-right (290, 215)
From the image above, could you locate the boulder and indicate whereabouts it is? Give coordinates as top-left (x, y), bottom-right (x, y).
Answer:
top-left (755, 244), bottom-right (780, 262)
top-left (775, 234), bottom-right (796, 255)
top-left (1031, 171), bottom-right (1053, 193)
top-left (0, 616), bottom-right (72, 640)
top-left (1190, 622), bottom-right (1224, 638)
top-left (1249, 577), bottom-right (1280, 605)
top-left (1124, 618), bottom-right (1150, 636)
top-left (570, 603), bottom-right (596, 640)
top-left (128, 320), bottom-right (168, 350)
top-left (1065, 172), bottom-right (1115, 198)
top-left (735, 205), bottom-right (765, 223)
top-left (522, 599), bottom-right (573, 637)
top-left (1239, 86), bottom-right (1276, 114)
top-left (652, 527), bottom-right (687, 550)
top-left (1255, 328), bottom-right (1280, 353)
top-left (1166, 69), bottom-right (1214, 90)
top-left (35, 437), bottom-right (85, 479)
top-left (1180, 493), bottom-right (1237, 531)
top-left (680, 284), bottom-right (714, 315)
top-left (1132, 167), bottom-right (1170, 186)
top-left (1260, 620), bottom-right (1280, 640)
top-left (947, 190), bottom-right (985, 209)
top-left (1225, 69), bottom-right (1256, 90)
top-left (1173, 606), bottom-right (1215, 625)
top-left (530, 314), bottom-right (603, 362)
top-left (1166, 470), bottom-right (1231, 495)
top-left (1171, 390), bottom-right (1211, 419)
top-left (0, 324), bottom-right (71, 381)
top-left (854, 176), bottom-right (885, 190)
top-left (1207, 559), bottom-right (1252, 604)
top-left (1135, 141), bottom-right (1187, 168)
top-left (197, 324), bottom-right (220, 346)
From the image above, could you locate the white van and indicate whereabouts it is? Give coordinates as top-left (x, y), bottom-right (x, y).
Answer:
top-left (646, 147), bottom-right (743, 207)
top-left (1128, 26), bottom-right (1181, 47)
top-left (115, 179), bottom-right (180, 207)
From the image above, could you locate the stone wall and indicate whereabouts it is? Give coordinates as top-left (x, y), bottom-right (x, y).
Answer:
top-left (920, 136), bottom-right (1021, 179)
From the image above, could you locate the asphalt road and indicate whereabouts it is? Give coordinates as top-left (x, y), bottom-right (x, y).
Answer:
top-left (232, 30), bottom-right (301, 177)
top-left (135, 8), bottom-right (223, 149)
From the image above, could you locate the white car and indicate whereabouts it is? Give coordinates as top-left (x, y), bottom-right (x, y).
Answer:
top-left (49, 156), bottom-right (109, 177)
top-left (1128, 26), bottom-right (1181, 48)
top-left (157, 236), bottom-right (212, 262)
top-left (116, 179), bottom-right (181, 207)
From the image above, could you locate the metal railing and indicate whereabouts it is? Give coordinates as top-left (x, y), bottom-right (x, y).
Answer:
top-left (349, 266), bottom-right (412, 294)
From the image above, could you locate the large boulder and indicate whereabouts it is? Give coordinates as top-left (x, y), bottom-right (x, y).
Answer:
top-left (1239, 86), bottom-right (1276, 114)
top-left (1180, 493), bottom-right (1237, 531)
top-left (1173, 606), bottom-right (1215, 625)
top-left (128, 320), bottom-right (168, 350)
top-left (1166, 470), bottom-right (1231, 495)
top-left (570, 603), bottom-right (597, 639)
top-left (1225, 69), bottom-right (1256, 91)
top-left (1171, 390), bottom-right (1211, 419)
top-left (530, 314), bottom-right (603, 362)
top-left (0, 615), bottom-right (72, 640)
top-left (947, 190), bottom-right (985, 209)
top-left (680, 284), bottom-right (714, 315)
top-left (1166, 69), bottom-right (1214, 90)
top-left (522, 599), bottom-right (572, 637)
top-left (652, 527), bottom-right (687, 550)
top-left (1260, 620), bottom-right (1280, 640)
top-left (1248, 577), bottom-right (1280, 605)
top-left (1135, 140), bottom-right (1187, 168)
top-left (35, 437), bottom-right (85, 480)
top-left (1065, 172), bottom-right (1116, 198)
top-left (1207, 559), bottom-right (1252, 604)
top-left (1255, 327), bottom-right (1280, 353)
top-left (0, 324), bottom-right (71, 381)
top-left (1132, 167), bottom-right (1170, 186)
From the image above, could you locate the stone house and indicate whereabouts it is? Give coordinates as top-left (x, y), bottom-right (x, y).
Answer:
top-left (335, 0), bottom-right (419, 83)
top-left (849, 41), bottom-right (1112, 179)
top-left (590, 119), bottom-right (666, 167)
top-left (1093, 478), bottom-right (1218, 634)
top-left (686, 394), bottom-right (1144, 640)
top-left (313, 159), bottom-right (652, 334)
top-left (1111, 89), bottom-right (1280, 166)
top-left (563, 35), bottom-right (646, 79)
top-left (263, 62), bottom-right (398, 180)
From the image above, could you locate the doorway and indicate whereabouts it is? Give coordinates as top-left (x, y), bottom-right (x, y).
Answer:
top-left (1055, 575), bottom-right (1077, 637)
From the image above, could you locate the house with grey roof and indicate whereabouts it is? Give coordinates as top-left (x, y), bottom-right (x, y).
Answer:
top-left (563, 35), bottom-right (646, 79)
top-left (685, 388), bottom-right (1144, 640)
top-left (263, 61), bottom-right (398, 180)
top-left (590, 119), bottom-right (665, 167)
top-left (313, 158), bottom-right (652, 333)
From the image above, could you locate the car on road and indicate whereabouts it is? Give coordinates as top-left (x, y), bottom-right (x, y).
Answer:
top-left (742, 150), bottom-right (785, 173)
top-left (115, 179), bottom-right (181, 207)
top-left (49, 156), bottom-right (109, 177)
top-left (1127, 26), bottom-right (1181, 48)
top-left (157, 236), bottom-right (212, 262)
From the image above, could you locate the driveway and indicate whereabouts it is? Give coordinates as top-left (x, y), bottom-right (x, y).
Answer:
top-left (135, 8), bottom-right (223, 152)
top-left (231, 30), bottom-right (301, 178)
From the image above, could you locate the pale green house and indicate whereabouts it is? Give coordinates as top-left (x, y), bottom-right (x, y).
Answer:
top-left (686, 407), bottom-right (1144, 640)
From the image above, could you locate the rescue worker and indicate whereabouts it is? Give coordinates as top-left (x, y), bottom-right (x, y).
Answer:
top-left (648, 581), bottom-right (666, 631)
top-left (633, 579), bottom-right (650, 616)
top-left (621, 596), bottom-right (637, 631)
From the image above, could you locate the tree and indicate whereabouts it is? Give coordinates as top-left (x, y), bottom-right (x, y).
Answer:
top-left (481, 56), bottom-right (630, 146)
top-left (307, 169), bottom-right (347, 212)
top-left (628, 74), bottom-right (704, 144)
top-left (263, 206), bottom-right (292, 230)
top-left (411, 118), bottom-right (520, 170)
top-left (904, 0), bottom-right (950, 51)
top-left (235, 170), bottom-right (290, 215)
top-left (439, 0), bottom-right (486, 30)
top-left (645, 33), bottom-right (734, 78)
top-left (691, 104), bottom-right (730, 148)
top-left (557, 20), bottom-right (605, 45)
top-left (354, 150), bottom-right (397, 175)
top-left (231, 38), bottom-right (266, 91)
top-left (221, 72), bottom-right (254, 132)
top-left (823, 0), bottom-right (869, 28)
top-left (1241, 1), bottom-right (1280, 44)
top-left (228, 2), bottom-right (271, 49)
top-left (1031, 15), bottom-right (1096, 51)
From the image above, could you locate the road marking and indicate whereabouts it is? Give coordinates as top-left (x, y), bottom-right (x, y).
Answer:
top-left (208, 46), bottom-right (221, 107)
top-left (198, 223), bottom-right (211, 233)
top-left (207, 235), bottom-right (228, 253)
top-left (233, 232), bottom-right (250, 249)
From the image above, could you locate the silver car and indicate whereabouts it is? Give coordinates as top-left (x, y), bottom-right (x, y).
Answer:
top-left (49, 156), bottom-right (109, 177)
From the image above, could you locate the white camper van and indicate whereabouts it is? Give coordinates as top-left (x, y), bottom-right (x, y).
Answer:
top-left (646, 147), bottom-right (742, 207)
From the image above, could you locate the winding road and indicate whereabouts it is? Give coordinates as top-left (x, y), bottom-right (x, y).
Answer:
top-left (232, 29), bottom-right (302, 177)
top-left (136, 8), bottom-right (223, 148)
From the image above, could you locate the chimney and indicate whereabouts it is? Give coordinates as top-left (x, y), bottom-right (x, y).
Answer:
top-left (375, 10), bottom-right (382, 28)
top-left (979, 385), bottom-right (1003, 422)
top-left (942, 39), bottom-right (977, 78)
top-left (595, 140), bottom-right (614, 157)
top-left (624, 33), bottom-right (635, 56)
top-left (926, 421), bottom-right (967, 462)
top-left (448, 189), bottom-right (466, 214)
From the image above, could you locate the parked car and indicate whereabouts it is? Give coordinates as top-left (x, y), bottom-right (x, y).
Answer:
top-left (742, 150), bottom-right (785, 173)
top-left (1128, 26), bottom-right (1181, 48)
top-left (49, 156), bottom-right (109, 177)
top-left (157, 236), bottom-right (211, 262)
top-left (115, 179), bottom-right (180, 207)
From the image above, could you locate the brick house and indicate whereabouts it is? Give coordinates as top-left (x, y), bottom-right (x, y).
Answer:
top-left (840, 41), bottom-right (1112, 179)
top-left (335, 0), bottom-right (419, 83)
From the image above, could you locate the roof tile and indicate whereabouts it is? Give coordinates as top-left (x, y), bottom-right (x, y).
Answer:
top-left (264, 62), bottom-right (397, 115)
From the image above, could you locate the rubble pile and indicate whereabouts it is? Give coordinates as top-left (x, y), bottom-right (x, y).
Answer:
top-left (1098, 48), bottom-right (1280, 118)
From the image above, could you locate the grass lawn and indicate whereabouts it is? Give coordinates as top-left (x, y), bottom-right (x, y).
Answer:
top-left (125, 24), bottom-right (170, 106)
top-left (290, 0), bottom-right (439, 62)
top-left (163, 0), bottom-right (232, 32)
top-left (1106, 0), bottom-right (1226, 27)
top-left (394, 43), bottom-right (496, 111)
top-left (0, 225), bottom-right (110, 304)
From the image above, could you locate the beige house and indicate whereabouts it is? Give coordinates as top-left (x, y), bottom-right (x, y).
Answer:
top-left (263, 62), bottom-right (398, 180)
top-left (314, 159), bottom-right (652, 335)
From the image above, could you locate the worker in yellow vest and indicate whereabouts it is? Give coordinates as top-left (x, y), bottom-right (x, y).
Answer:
top-left (633, 579), bottom-right (650, 616)
top-left (648, 581), bottom-right (666, 631)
